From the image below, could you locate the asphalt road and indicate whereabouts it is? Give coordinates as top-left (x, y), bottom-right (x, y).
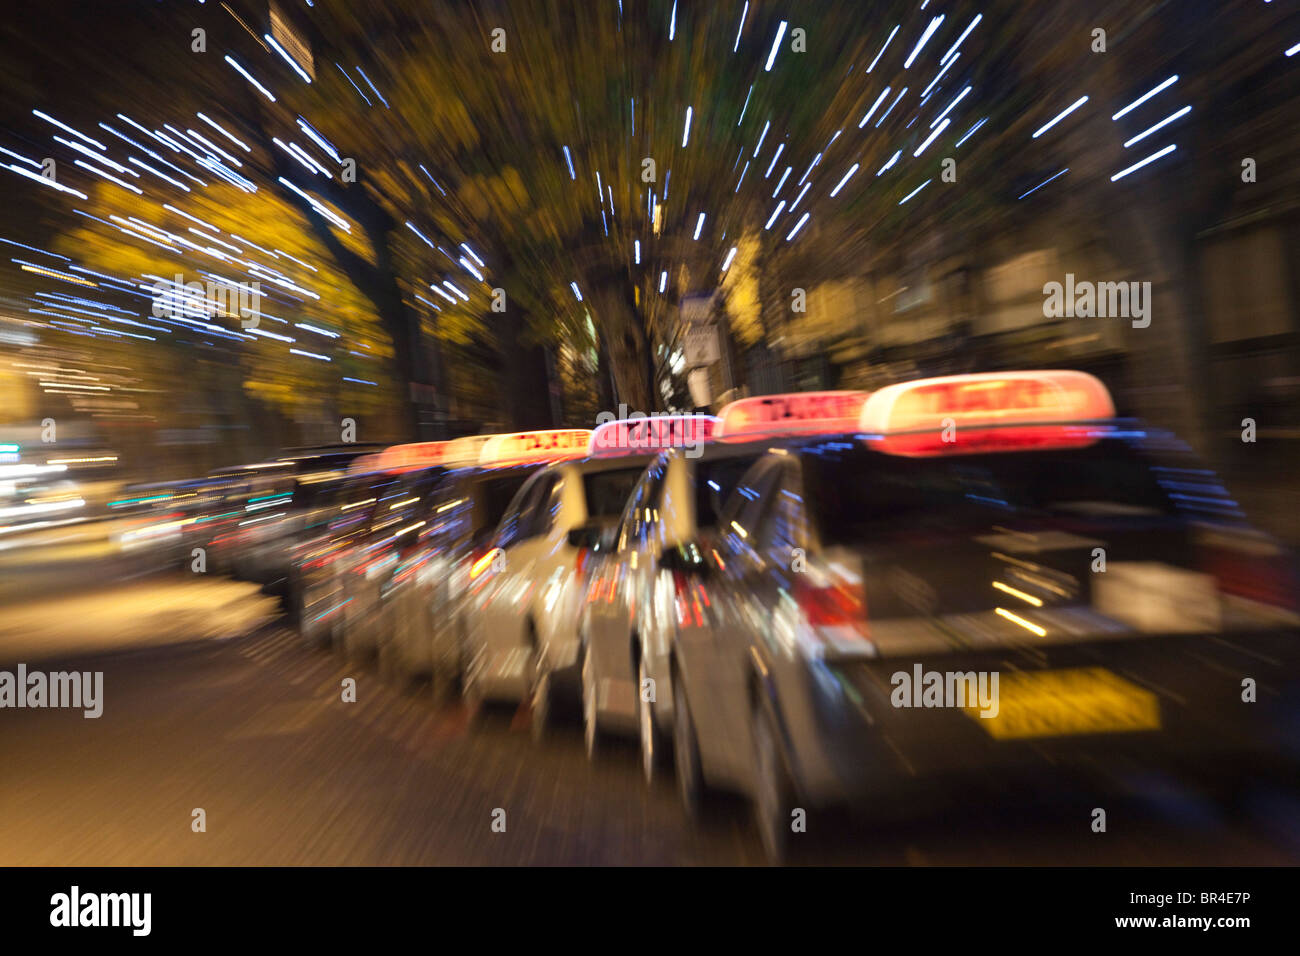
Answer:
top-left (1, 569), bottom-right (1298, 865)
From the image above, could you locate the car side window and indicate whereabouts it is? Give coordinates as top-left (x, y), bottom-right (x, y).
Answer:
top-left (538, 475), bottom-right (564, 537)
top-left (716, 464), bottom-right (752, 533)
top-left (516, 475), bottom-right (556, 542)
top-left (496, 474), bottom-right (543, 549)
top-left (759, 461), bottom-right (805, 561)
top-left (617, 464), bottom-right (657, 552)
top-left (719, 458), bottom-right (780, 543)
top-left (741, 462), bottom-right (789, 554)
top-left (635, 463), bottom-right (668, 550)
top-left (615, 485), bottom-right (640, 553)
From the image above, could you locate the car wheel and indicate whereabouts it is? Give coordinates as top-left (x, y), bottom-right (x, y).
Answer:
top-left (429, 662), bottom-right (454, 706)
top-left (752, 697), bottom-right (794, 864)
top-left (336, 592), bottom-right (355, 656)
top-left (420, 603), bottom-right (443, 702)
top-left (672, 673), bottom-right (703, 819)
top-left (340, 597), bottom-right (374, 661)
top-left (433, 612), bottom-right (466, 704)
top-left (339, 617), bottom-right (360, 659)
top-left (377, 628), bottom-right (407, 685)
top-left (638, 655), bottom-right (668, 785)
top-left (531, 667), bottom-right (552, 742)
top-left (295, 585), bottom-right (313, 642)
top-left (459, 627), bottom-right (485, 728)
top-left (284, 576), bottom-right (301, 626)
top-left (461, 666), bottom-right (485, 728)
top-left (582, 652), bottom-right (600, 760)
top-left (298, 580), bottom-right (332, 649)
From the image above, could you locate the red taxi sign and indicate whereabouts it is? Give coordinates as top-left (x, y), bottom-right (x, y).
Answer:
top-left (346, 453), bottom-right (382, 476)
top-left (347, 442), bottom-right (449, 475)
top-left (858, 370), bottom-right (1115, 456)
top-left (444, 434), bottom-right (495, 468)
top-left (588, 415), bottom-right (717, 458)
top-left (375, 441), bottom-right (450, 473)
top-left (477, 429), bottom-right (594, 467)
top-left (715, 391), bottom-right (871, 442)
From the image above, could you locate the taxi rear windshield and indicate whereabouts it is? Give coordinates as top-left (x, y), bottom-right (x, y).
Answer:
top-left (695, 454), bottom-right (764, 529)
top-left (292, 478), bottom-right (344, 510)
top-left (583, 467), bottom-right (645, 518)
top-left (805, 440), bottom-right (1187, 546)
top-left (478, 472), bottom-right (535, 529)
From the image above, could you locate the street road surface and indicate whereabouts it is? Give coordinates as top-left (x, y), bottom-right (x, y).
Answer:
top-left (1, 569), bottom-right (1298, 865)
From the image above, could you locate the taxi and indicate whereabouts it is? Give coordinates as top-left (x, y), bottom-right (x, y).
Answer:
top-left (331, 442), bottom-right (453, 659)
top-left (293, 443), bottom-right (447, 653)
top-left (663, 371), bottom-right (1299, 860)
top-left (229, 468), bottom-right (348, 591)
top-left (461, 424), bottom-right (662, 726)
top-left (376, 429), bottom-right (591, 698)
top-left (196, 464), bottom-right (296, 576)
top-left (577, 394), bottom-right (870, 769)
top-left (209, 443), bottom-right (383, 586)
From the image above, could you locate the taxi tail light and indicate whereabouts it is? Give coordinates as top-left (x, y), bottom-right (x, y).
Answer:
top-left (468, 547), bottom-right (501, 581)
top-left (797, 578), bottom-right (868, 632)
top-left (672, 570), bottom-right (706, 628)
top-left (463, 547), bottom-right (484, 586)
top-left (573, 547), bottom-right (590, 578)
top-left (1201, 548), bottom-right (1299, 614)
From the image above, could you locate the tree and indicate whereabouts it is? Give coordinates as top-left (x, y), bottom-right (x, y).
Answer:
top-left (55, 179), bottom-right (401, 438)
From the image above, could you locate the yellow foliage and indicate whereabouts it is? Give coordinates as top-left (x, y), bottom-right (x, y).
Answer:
top-left (52, 181), bottom-right (396, 419)
top-left (721, 232), bottom-right (764, 347)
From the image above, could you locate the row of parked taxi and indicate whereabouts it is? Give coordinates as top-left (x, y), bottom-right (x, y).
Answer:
top-left (200, 369), bottom-right (1298, 860)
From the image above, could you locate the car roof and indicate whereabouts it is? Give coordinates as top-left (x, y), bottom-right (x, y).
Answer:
top-left (276, 443), bottom-right (386, 459)
top-left (671, 435), bottom-right (815, 464)
top-left (568, 453), bottom-right (658, 474)
top-left (784, 423), bottom-right (1150, 462)
top-left (450, 462), bottom-right (547, 484)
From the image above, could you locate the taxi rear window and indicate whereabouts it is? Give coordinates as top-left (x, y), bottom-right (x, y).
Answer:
top-left (478, 472), bottom-right (535, 529)
top-left (695, 454), bottom-right (763, 529)
top-left (292, 478), bottom-right (342, 510)
top-left (804, 440), bottom-right (1180, 546)
top-left (582, 467), bottom-right (644, 518)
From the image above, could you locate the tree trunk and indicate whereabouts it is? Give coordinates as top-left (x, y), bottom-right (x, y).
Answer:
top-left (496, 299), bottom-right (555, 430)
top-left (588, 276), bottom-right (655, 412)
top-left (264, 124), bottom-right (439, 440)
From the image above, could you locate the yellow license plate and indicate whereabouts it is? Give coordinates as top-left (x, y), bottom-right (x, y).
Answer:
top-left (966, 667), bottom-right (1160, 740)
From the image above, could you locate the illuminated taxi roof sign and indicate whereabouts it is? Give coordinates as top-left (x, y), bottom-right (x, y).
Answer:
top-left (860, 371), bottom-right (1114, 433)
top-left (444, 435), bottom-right (497, 468)
top-left (715, 391), bottom-right (871, 442)
top-left (858, 371), bottom-right (1116, 456)
top-left (478, 429), bottom-right (594, 467)
top-left (588, 415), bottom-right (717, 458)
top-left (375, 441), bottom-right (451, 473)
top-left (345, 442), bottom-right (451, 476)
top-left (346, 453), bottom-right (383, 476)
